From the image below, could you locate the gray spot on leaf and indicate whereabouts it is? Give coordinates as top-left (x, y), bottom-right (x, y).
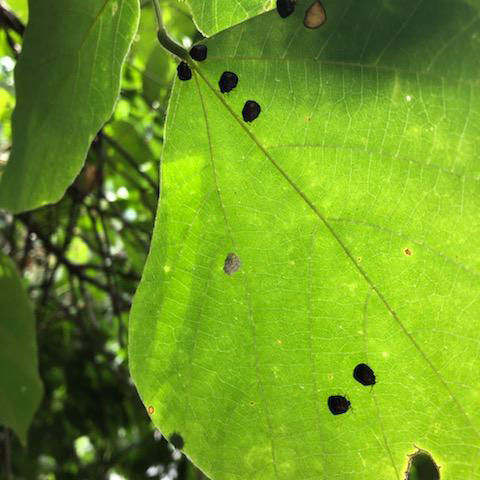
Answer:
top-left (223, 253), bottom-right (241, 275)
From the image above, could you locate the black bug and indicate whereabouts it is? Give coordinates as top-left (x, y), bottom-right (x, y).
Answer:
top-left (327, 395), bottom-right (351, 415)
top-left (190, 44), bottom-right (208, 62)
top-left (177, 62), bottom-right (192, 81)
top-left (169, 432), bottom-right (184, 450)
top-left (353, 363), bottom-right (376, 386)
top-left (242, 101), bottom-right (261, 123)
top-left (218, 71), bottom-right (239, 93)
top-left (276, 0), bottom-right (296, 18)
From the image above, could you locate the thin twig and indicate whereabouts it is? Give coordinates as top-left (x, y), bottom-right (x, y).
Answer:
top-left (102, 133), bottom-right (159, 196)
top-left (17, 215), bottom-right (111, 294)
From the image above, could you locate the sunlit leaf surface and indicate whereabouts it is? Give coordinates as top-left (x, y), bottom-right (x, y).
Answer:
top-left (187, 0), bottom-right (270, 35)
top-left (130, 1), bottom-right (480, 478)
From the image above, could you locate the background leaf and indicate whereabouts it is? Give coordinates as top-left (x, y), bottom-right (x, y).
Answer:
top-left (130, 0), bottom-right (480, 478)
top-left (186, 0), bottom-right (271, 35)
top-left (0, 252), bottom-right (42, 444)
top-left (0, 0), bottom-right (140, 213)
top-left (5, 0), bottom-right (28, 22)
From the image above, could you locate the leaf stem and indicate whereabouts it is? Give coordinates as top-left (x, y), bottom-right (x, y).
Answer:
top-left (151, 0), bottom-right (187, 60)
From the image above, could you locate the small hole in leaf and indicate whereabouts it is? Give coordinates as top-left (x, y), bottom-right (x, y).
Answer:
top-left (327, 395), bottom-right (351, 415)
top-left (406, 449), bottom-right (440, 480)
top-left (404, 248), bottom-right (412, 256)
top-left (169, 432), bottom-right (184, 450)
top-left (276, 0), bottom-right (296, 18)
top-left (147, 405), bottom-right (154, 415)
top-left (304, 1), bottom-right (327, 29)
top-left (353, 363), bottom-right (376, 386)
top-left (224, 253), bottom-right (241, 275)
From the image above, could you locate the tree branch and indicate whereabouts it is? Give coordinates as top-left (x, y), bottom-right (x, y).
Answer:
top-left (102, 133), bottom-right (159, 196)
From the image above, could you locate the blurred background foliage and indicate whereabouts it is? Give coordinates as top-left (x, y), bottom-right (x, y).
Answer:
top-left (0, 0), bottom-right (207, 478)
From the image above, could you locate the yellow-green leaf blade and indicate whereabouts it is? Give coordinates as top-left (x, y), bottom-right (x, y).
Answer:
top-left (186, 0), bottom-right (270, 35)
top-left (130, 1), bottom-right (480, 478)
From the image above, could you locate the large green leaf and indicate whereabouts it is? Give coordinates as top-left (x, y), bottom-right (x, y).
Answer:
top-left (0, 253), bottom-right (42, 444)
top-left (130, 1), bottom-right (480, 478)
top-left (0, 0), bottom-right (140, 213)
top-left (187, 0), bottom-right (270, 35)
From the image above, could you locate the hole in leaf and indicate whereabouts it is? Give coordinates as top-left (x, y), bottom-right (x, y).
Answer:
top-left (406, 449), bottom-right (440, 480)
top-left (169, 432), bottom-right (185, 450)
top-left (327, 395), bottom-right (351, 415)
top-left (304, 0), bottom-right (327, 29)
top-left (353, 363), bottom-right (376, 386)
top-left (276, 0), bottom-right (296, 18)
top-left (224, 253), bottom-right (241, 275)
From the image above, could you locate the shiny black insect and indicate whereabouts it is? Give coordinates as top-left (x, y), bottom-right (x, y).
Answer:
top-left (219, 71), bottom-right (238, 93)
top-left (242, 101), bottom-right (261, 123)
top-left (190, 44), bottom-right (208, 62)
top-left (353, 363), bottom-right (376, 386)
top-left (276, 0), bottom-right (296, 18)
top-left (169, 432), bottom-right (184, 449)
top-left (177, 62), bottom-right (192, 81)
top-left (327, 395), bottom-right (351, 415)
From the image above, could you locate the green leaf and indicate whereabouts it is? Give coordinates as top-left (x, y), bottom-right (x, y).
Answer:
top-left (142, 45), bottom-right (174, 105)
top-left (130, 1), bottom-right (480, 478)
top-left (0, 253), bottom-right (42, 444)
top-left (6, 0), bottom-right (29, 22)
top-left (186, 0), bottom-right (270, 35)
top-left (0, 0), bottom-right (140, 213)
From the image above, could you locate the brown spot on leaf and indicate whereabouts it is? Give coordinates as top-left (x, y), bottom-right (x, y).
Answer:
top-left (404, 248), bottom-right (412, 256)
top-left (304, 1), bottom-right (327, 29)
top-left (147, 406), bottom-right (154, 415)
